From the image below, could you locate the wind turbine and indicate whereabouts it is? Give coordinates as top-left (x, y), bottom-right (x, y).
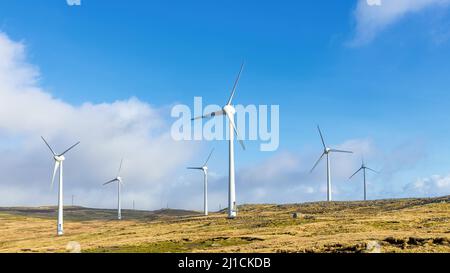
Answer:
top-left (310, 126), bottom-right (353, 202)
top-left (187, 148), bottom-right (215, 216)
top-left (192, 63), bottom-right (246, 219)
top-left (41, 136), bottom-right (80, 236)
top-left (104, 159), bottom-right (124, 220)
top-left (349, 158), bottom-right (378, 201)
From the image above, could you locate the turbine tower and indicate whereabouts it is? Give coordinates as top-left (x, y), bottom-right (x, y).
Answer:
top-left (104, 159), bottom-right (124, 220)
top-left (187, 148), bottom-right (215, 216)
top-left (192, 63), bottom-right (246, 219)
top-left (349, 158), bottom-right (378, 201)
top-left (41, 136), bottom-right (80, 236)
top-left (310, 126), bottom-right (353, 202)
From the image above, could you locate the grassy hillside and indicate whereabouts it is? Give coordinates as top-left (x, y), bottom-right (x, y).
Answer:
top-left (0, 206), bottom-right (201, 221)
top-left (0, 196), bottom-right (449, 253)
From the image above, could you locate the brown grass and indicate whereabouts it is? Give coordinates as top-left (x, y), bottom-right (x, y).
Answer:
top-left (0, 196), bottom-right (449, 253)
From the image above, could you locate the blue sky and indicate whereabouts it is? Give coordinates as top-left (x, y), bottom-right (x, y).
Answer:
top-left (0, 0), bottom-right (450, 209)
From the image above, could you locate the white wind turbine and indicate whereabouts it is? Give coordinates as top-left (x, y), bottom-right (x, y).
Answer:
top-left (41, 136), bottom-right (80, 236)
top-left (349, 158), bottom-right (378, 201)
top-left (103, 159), bottom-right (124, 220)
top-left (187, 149), bottom-right (215, 216)
top-left (310, 126), bottom-right (353, 202)
top-left (192, 63), bottom-right (246, 219)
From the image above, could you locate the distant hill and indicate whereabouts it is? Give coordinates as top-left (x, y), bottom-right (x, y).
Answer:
top-left (0, 206), bottom-right (202, 221)
top-left (238, 195), bottom-right (450, 214)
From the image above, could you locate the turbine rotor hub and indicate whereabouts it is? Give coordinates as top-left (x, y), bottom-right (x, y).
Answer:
top-left (223, 104), bottom-right (236, 115)
top-left (54, 155), bottom-right (65, 162)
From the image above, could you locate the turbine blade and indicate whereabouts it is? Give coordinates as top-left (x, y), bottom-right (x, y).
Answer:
top-left (366, 167), bottom-right (379, 174)
top-left (191, 110), bottom-right (225, 121)
top-left (317, 126), bottom-right (326, 149)
top-left (117, 158), bottom-right (123, 177)
top-left (41, 136), bottom-right (56, 156)
top-left (330, 149), bottom-right (353, 154)
top-left (51, 161), bottom-right (60, 189)
top-left (349, 167), bottom-right (363, 180)
top-left (60, 141), bottom-right (80, 156)
top-left (225, 110), bottom-right (246, 150)
top-left (203, 148), bottom-right (215, 166)
top-left (103, 179), bottom-right (117, 186)
top-left (227, 62), bottom-right (245, 106)
top-left (310, 152), bottom-right (325, 173)
top-left (187, 167), bottom-right (203, 170)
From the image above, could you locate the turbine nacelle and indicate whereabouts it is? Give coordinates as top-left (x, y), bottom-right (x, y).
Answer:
top-left (104, 177), bottom-right (123, 186)
top-left (223, 104), bottom-right (236, 115)
top-left (54, 155), bottom-right (66, 162)
top-left (324, 147), bottom-right (331, 154)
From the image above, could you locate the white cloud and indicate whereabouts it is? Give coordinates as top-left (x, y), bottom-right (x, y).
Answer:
top-left (367, 0), bottom-right (382, 7)
top-left (0, 32), bottom-right (198, 209)
top-left (66, 0), bottom-right (81, 6)
top-left (350, 0), bottom-right (450, 46)
top-left (404, 174), bottom-right (450, 197)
